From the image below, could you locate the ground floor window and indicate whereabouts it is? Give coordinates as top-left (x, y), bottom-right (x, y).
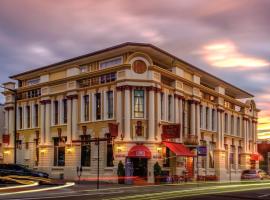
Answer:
top-left (163, 147), bottom-right (170, 167)
top-left (81, 135), bottom-right (91, 167)
top-left (107, 141), bottom-right (114, 167)
top-left (53, 137), bottom-right (66, 166)
top-left (209, 142), bottom-right (215, 168)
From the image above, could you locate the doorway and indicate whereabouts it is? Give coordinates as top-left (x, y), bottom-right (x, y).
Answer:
top-left (130, 158), bottom-right (148, 178)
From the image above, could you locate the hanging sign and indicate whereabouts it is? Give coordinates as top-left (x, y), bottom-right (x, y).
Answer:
top-left (162, 124), bottom-right (180, 139)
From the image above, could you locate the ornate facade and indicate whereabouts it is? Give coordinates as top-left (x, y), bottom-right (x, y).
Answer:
top-left (1, 42), bottom-right (259, 182)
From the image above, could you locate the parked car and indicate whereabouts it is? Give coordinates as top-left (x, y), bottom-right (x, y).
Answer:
top-left (241, 169), bottom-right (261, 180)
top-left (0, 164), bottom-right (49, 178)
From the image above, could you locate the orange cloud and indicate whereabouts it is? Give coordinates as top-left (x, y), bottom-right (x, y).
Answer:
top-left (200, 41), bottom-right (269, 68)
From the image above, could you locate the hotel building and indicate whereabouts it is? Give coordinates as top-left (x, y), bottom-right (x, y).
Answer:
top-left (1, 42), bottom-right (259, 182)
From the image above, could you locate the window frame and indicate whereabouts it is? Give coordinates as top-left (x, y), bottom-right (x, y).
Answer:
top-left (133, 89), bottom-right (145, 119)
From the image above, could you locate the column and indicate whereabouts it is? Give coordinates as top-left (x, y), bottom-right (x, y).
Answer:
top-left (45, 101), bottom-right (51, 145)
top-left (148, 88), bottom-right (155, 141)
top-left (253, 120), bottom-right (257, 152)
top-left (179, 98), bottom-right (183, 143)
top-left (124, 87), bottom-right (131, 141)
top-left (216, 109), bottom-right (224, 150)
top-left (196, 103), bottom-right (201, 142)
top-left (209, 108), bottom-right (212, 131)
top-left (72, 97), bottom-right (78, 141)
top-left (243, 118), bottom-right (247, 153)
top-left (190, 101), bottom-right (196, 135)
top-left (40, 103), bottom-right (45, 145)
top-left (59, 98), bottom-right (64, 124)
top-left (116, 87), bottom-right (123, 138)
top-left (67, 97), bottom-right (72, 144)
top-left (8, 108), bottom-right (15, 147)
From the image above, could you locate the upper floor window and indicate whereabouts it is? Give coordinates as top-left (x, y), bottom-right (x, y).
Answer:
top-left (231, 115), bottom-right (234, 135)
top-left (34, 104), bottom-right (39, 127)
top-left (84, 95), bottom-right (90, 121)
top-left (26, 78), bottom-right (40, 86)
top-left (237, 117), bottom-right (240, 136)
top-left (79, 65), bottom-right (89, 73)
top-left (212, 109), bottom-right (215, 131)
top-left (19, 107), bottom-right (23, 129)
top-left (168, 95), bottom-right (172, 121)
top-left (99, 57), bottom-right (123, 69)
top-left (95, 93), bottom-right (101, 120)
top-left (224, 113), bottom-right (228, 133)
top-left (107, 91), bottom-right (114, 119)
top-left (200, 105), bottom-right (203, 128)
top-left (63, 99), bottom-right (67, 124)
top-left (134, 90), bottom-right (144, 118)
top-left (161, 93), bottom-right (164, 120)
top-left (54, 101), bottom-right (59, 125)
top-left (206, 107), bottom-right (209, 129)
top-left (26, 105), bottom-right (30, 128)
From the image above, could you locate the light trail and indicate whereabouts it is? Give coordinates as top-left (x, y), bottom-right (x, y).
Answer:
top-left (0, 182), bottom-right (38, 191)
top-left (0, 182), bottom-right (75, 196)
top-left (106, 181), bottom-right (270, 200)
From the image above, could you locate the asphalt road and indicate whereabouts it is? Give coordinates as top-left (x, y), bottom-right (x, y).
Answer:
top-left (2, 181), bottom-right (270, 200)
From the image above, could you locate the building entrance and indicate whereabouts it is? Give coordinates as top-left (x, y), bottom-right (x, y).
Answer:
top-left (130, 158), bottom-right (148, 178)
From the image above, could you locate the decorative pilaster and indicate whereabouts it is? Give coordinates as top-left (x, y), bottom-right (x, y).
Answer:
top-left (196, 103), bottom-right (201, 142)
top-left (116, 87), bottom-right (123, 138)
top-left (72, 97), bottom-right (78, 141)
top-left (124, 86), bottom-right (131, 141)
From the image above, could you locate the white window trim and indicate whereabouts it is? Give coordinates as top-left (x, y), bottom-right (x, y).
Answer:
top-left (99, 56), bottom-right (123, 70)
top-left (132, 88), bottom-right (146, 119)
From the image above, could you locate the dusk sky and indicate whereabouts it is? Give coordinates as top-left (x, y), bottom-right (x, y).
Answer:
top-left (0, 0), bottom-right (269, 138)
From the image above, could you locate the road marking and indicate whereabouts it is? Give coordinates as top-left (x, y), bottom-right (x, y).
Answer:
top-left (0, 182), bottom-right (75, 196)
top-left (6, 190), bottom-right (124, 200)
top-left (0, 182), bottom-right (38, 191)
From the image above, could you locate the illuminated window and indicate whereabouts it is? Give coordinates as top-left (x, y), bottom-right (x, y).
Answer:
top-left (134, 90), bottom-right (144, 118)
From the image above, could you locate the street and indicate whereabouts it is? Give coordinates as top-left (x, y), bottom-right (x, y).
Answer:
top-left (2, 181), bottom-right (270, 200)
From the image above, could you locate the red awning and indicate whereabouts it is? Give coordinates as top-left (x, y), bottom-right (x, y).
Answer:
top-left (163, 142), bottom-right (194, 157)
top-left (251, 153), bottom-right (263, 161)
top-left (128, 145), bottom-right (151, 159)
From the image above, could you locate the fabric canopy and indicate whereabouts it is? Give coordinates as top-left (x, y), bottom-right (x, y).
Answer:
top-left (250, 153), bottom-right (263, 161)
top-left (163, 142), bottom-right (194, 157)
top-left (128, 145), bottom-right (151, 158)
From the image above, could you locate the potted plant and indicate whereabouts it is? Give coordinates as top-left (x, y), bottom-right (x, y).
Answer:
top-left (154, 162), bottom-right (162, 184)
top-left (117, 161), bottom-right (125, 184)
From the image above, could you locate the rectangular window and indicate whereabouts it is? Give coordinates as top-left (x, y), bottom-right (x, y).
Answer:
top-left (237, 117), bottom-right (240, 136)
top-left (231, 115), bottom-right (234, 135)
top-left (34, 104), bottom-right (39, 127)
top-left (225, 113), bottom-right (228, 133)
top-left (84, 95), bottom-right (90, 121)
top-left (26, 106), bottom-right (30, 128)
top-left (168, 95), bottom-right (172, 121)
top-left (19, 107), bottom-right (23, 129)
top-left (212, 109), bottom-right (215, 131)
top-left (206, 107), bottom-right (209, 130)
top-left (53, 138), bottom-right (65, 166)
top-left (161, 93), bottom-right (164, 120)
top-left (134, 90), bottom-right (144, 118)
top-left (107, 140), bottom-right (114, 167)
top-left (26, 78), bottom-right (40, 86)
top-left (107, 91), bottom-right (113, 119)
top-left (163, 147), bottom-right (170, 167)
top-left (81, 135), bottom-right (91, 167)
top-left (95, 93), bottom-right (101, 120)
top-left (200, 105), bottom-right (203, 128)
top-left (54, 101), bottom-right (59, 125)
top-left (63, 99), bottom-right (67, 124)
top-left (99, 57), bottom-right (122, 69)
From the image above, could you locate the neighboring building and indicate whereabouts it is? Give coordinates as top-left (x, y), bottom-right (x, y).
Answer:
top-left (257, 140), bottom-right (270, 174)
top-left (1, 42), bottom-right (259, 182)
top-left (0, 104), bottom-right (5, 162)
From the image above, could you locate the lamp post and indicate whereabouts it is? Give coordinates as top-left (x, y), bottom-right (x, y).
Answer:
top-left (0, 85), bottom-right (18, 164)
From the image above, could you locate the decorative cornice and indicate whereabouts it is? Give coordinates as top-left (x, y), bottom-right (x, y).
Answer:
top-left (66, 94), bottom-right (78, 100)
top-left (40, 99), bottom-right (51, 105)
top-left (188, 99), bottom-right (200, 105)
top-left (174, 94), bottom-right (185, 100)
top-left (217, 107), bottom-right (224, 113)
top-left (4, 106), bottom-right (14, 111)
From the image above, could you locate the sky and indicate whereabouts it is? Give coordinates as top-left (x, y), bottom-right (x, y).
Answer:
top-left (0, 0), bottom-right (270, 138)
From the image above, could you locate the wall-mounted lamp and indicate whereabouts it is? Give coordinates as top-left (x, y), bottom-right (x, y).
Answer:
top-left (157, 147), bottom-right (162, 153)
top-left (4, 150), bottom-right (10, 155)
top-left (116, 146), bottom-right (123, 153)
top-left (40, 148), bottom-right (46, 154)
top-left (66, 147), bottom-right (73, 153)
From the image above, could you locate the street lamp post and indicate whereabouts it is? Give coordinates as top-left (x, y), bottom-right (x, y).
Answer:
top-left (0, 85), bottom-right (18, 164)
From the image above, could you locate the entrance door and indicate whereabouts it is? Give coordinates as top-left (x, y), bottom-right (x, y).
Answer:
top-left (131, 158), bottom-right (148, 178)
